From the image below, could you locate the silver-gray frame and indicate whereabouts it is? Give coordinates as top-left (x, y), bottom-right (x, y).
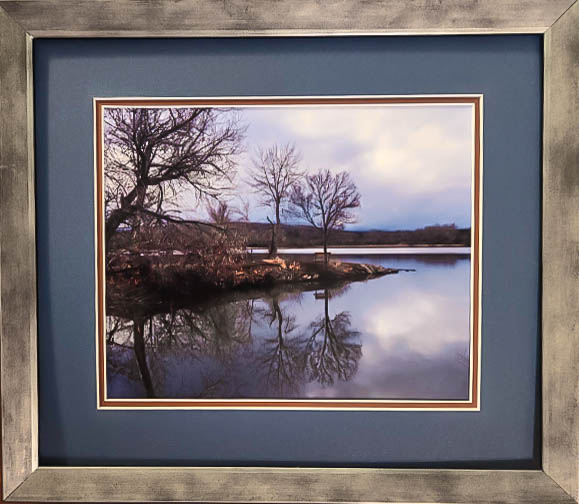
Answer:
top-left (0, 1), bottom-right (577, 502)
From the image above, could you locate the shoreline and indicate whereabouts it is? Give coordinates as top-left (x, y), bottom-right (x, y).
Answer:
top-left (106, 256), bottom-right (407, 318)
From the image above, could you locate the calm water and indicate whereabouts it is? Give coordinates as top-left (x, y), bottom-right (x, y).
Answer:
top-left (250, 246), bottom-right (470, 255)
top-left (106, 252), bottom-right (472, 400)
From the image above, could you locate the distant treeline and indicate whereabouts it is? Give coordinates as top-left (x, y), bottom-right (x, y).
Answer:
top-left (234, 222), bottom-right (470, 248)
top-left (109, 222), bottom-right (470, 253)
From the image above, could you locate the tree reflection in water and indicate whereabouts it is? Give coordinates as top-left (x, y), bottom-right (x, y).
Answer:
top-left (255, 296), bottom-right (304, 396)
top-left (304, 290), bottom-right (361, 387)
top-left (106, 286), bottom-right (362, 399)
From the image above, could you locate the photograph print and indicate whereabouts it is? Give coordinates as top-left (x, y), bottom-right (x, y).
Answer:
top-left (96, 96), bottom-right (481, 409)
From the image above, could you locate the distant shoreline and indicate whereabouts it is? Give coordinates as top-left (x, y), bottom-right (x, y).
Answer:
top-left (249, 244), bottom-right (470, 251)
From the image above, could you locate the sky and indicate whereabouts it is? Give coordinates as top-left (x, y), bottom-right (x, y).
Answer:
top-left (180, 103), bottom-right (474, 231)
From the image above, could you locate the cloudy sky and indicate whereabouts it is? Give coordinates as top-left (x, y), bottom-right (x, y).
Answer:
top-left (185, 104), bottom-right (474, 231)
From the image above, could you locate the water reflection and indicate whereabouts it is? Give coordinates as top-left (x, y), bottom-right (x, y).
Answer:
top-left (304, 289), bottom-right (362, 387)
top-left (107, 253), bottom-right (471, 400)
top-left (254, 296), bottom-right (303, 396)
top-left (107, 286), bottom-right (363, 399)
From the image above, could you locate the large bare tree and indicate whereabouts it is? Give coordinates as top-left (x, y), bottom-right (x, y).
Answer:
top-left (247, 143), bottom-right (303, 257)
top-left (104, 107), bottom-right (244, 244)
top-left (290, 169), bottom-right (361, 264)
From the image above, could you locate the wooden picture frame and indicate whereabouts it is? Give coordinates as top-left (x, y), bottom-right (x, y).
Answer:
top-left (0, 1), bottom-right (577, 502)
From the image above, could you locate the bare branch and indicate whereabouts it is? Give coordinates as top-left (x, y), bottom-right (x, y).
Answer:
top-left (104, 107), bottom-right (245, 244)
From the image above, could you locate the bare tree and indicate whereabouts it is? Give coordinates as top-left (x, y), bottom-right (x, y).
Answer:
top-left (290, 169), bottom-right (361, 265)
top-left (104, 107), bottom-right (244, 245)
top-left (247, 143), bottom-right (303, 257)
top-left (206, 200), bottom-right (232, 226)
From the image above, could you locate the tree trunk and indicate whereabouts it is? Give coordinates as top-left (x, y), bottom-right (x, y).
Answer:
top-left (268, 222), bottom-right (278, 258)
top-left (274, 205), bottom-right (281, 257)
top-left (323, 235), bottom-right (329, 267)
top-left (133, 318), bottom-right (155, 398)
top-left (273, 298), bottom-right (283, 345)
top-left (267, 209), bottom-right (280, 258)
top-left (104, 183), bottom-right (147, 248)
top-left (105, 209), bottom-right (128, 246)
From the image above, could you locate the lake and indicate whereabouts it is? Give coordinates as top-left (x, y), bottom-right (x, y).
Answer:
top-left (249, 246), bottom-right (471, 255)
top-left (106, 250), bottom-right (472, 401)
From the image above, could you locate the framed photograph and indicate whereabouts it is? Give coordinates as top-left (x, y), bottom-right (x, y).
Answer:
top-left (96, 96), bottom-right (481, 410)
top-left (0, 1), bottom-right (577, 503)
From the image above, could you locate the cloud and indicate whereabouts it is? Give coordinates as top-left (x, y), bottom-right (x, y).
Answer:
top-left (180, 103), bottom-right (474, 230)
